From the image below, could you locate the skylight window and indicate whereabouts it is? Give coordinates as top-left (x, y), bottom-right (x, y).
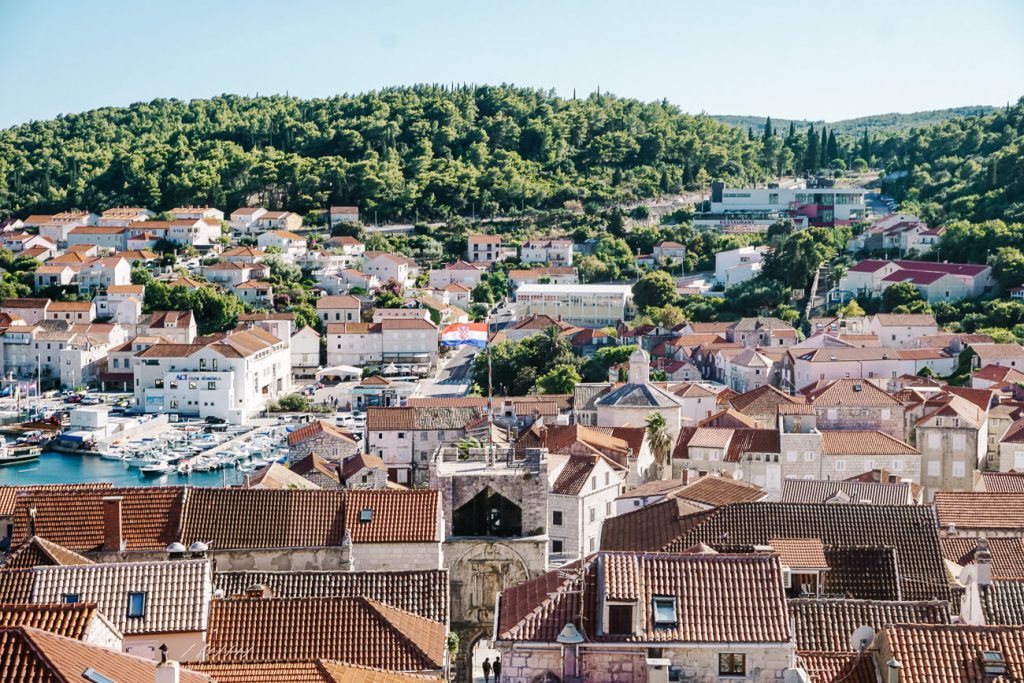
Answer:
top-left (359, 508), bottom-right (373, 522)
top-left (62, 593), bottom-right (79, 604)
top-left (82, 668), bottom-right (116, 683)
top-left (127, 592), bottom-right (146, 618)
top-left (652, 596), bottom-right (677, 625)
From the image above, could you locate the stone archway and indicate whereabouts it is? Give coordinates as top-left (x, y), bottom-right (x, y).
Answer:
top-left (445, 540), bottom-right (540, 683)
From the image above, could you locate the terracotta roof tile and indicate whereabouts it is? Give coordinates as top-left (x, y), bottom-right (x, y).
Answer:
top-left (213, 569), bottom-right (448, 623)
top-left (0, 602), bottom-right (108, 641)
top-left (882, 623), bottom-right (1024, 683)
top-left (181, 489), bottom-right (348, 549)
top-left (934, 492), bottom-right (1024, 532)
top-left (287, 420), bottom-right (358, 447)
top-left (806, 378), bottom-right (901, 406)
top-left (780, 479), bottom-right (915, 505)
top-left (0, 626), bottom-right (210, 682)
top-left (2, 536), bottom-right (95, 569)
top-left (673, 476), bottom-right (766, 506)
top-left (788, 598), bottom-right (950, 651)
top-left (187, 660), bottom-right (436, 683)
top-left (796, 651), bottom-right (878, 683)
top-left (497, 551), bottom-right (791, 644)
top-left (601, 502), bottom-right (951, 601)
top-left (344, 490), bottom-right (439, 543)
top-left (206, 597), bottom-right (445, 669)
top-left (821, 430), bottom-right (920, 456)
top-left (11, 486), bottom-right (185, 552)
top-left (770, 538), bottom-right (829, 569)
top-left (0, 483), bottom-right (112, 517)
top-left (31, 559), bottom-right (211, 636)
top-left (941, 538), bottom-right (1024, 579)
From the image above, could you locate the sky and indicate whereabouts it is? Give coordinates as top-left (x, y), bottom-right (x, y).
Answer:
top-left (1, 0), bottom-right (1023, 129)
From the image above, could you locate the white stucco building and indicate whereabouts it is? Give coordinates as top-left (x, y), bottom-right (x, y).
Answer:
top-left (516, 283), bottom-right (634, 327)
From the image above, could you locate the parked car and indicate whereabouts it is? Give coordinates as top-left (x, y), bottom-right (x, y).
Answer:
top-left (205, 415), bottom-right (226, 424)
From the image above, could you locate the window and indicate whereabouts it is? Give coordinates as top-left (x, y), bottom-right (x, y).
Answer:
top-left (359, 508), bottom-right (373, 522)
top-left (804, 451), bottom-right (816, 462)
top-left (188, 382), bottom-right (197, 390)
top-left (552, 510), bottom-right (563, 526)
top-left (952, 462), bottom-right (966, 478)
top-left (787, 451), bottom-right (797, 463)
top-left (1015, 452), bottom-right (1024, 470)
top-left (589, 537), bottom-right (595, 552)
top-left (652, 596), bottom-right (677, 625)
top-left (397, 432), bottom-right (405, 439)
top-left (928, 432), bottom-right (941, 448)
top-left (606, 501), bottom-right (612, 516)
top-left (169, 380), bottom-right (178, 390)
top-left (604, 472), bottom-right (610, 486)
top-left (606, 604), bottom-right (634, 634)
top-left (62, 593), bottom-right (79, 604)
top-left (881, 409), bottom-right (891, 420)
top-left (591, 476), bottom-right (597, 491)
top-left (207, 381), bottom-right (216, 390)
top-left (552, 539), bottom-right (563, 553)
top-left (953, 434), bottom-right (966, 451)
top-left (127, 592), bottom-right (146, 618)
top-left (936, 417), bottom-right (943, 427)
top-left (719, 653), bottom-right (746, 676)
top-left (589, 507), bottom-right (596, 523)
top-left (834, 460), bottom-right (847, 472)
top-left (927, 461), bottom-right (940, 477)
top-left (826, 409), bottom-right (838, 420)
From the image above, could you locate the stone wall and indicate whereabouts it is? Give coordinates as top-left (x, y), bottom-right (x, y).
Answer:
top-left (289, 432), bottom-right (359, 463)
top-left (492, 644), bottom-right (563, 683)
top-left (816, 404), bottom-right (905, 439)
top-left (353, 541), bottom-right (443, 572)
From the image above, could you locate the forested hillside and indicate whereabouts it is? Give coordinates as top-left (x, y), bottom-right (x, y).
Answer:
top-left (877, 99), bottom-right (1024, 223)
top-left (0, 86), bottom-right (766, 220)
top-left (713, 106), bottom-right (997, 136)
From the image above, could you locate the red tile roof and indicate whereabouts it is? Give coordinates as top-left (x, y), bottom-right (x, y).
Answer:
top-left (934, 492), bottom-right (1024, 531)
top-left (344, 490), bottom-right (439, 543)
top-left (821, 430), bottom-right (919, 456)
top-left (11, 486), bottom-right (185, 552)
top-left (0, 603), bottom-right (108, 640)
top-left (941, 537), bottom-right (1024, 579)
top-left (287, 420), bottom-right (358, 447)
top-left (882, 623), bottom-right (1024, 683)
top-left (187, 660), bottom-right (436, 683)
top-left (206, 597), bottom-right (446, 669)
top-left (789, 598), bottom-right (950, 652)
top-left (0, 626), bottom-right (210, 682)
top-left (497, 551), bottom-right (791, 644)
top-left (796, 652), bottom-right (878, 683)
top-left (674, 475), bottom-right (766, 506)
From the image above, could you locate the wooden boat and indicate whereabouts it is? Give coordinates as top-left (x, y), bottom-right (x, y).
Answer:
top-left (0, 444), bottom-right (40, 467)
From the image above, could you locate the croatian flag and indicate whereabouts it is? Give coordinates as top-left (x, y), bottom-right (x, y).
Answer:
top-left (440, 322), bottom-right (488, 348)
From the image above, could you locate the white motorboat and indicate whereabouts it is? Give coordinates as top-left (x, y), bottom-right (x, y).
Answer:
top-left (140, 460), bottom-right (172, 475)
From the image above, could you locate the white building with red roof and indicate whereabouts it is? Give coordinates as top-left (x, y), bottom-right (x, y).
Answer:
top-left (840, 258), bottom-right (995, 302)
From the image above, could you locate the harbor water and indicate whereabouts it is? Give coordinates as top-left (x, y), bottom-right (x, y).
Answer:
top-left (0, 450), bottom-right (246, 487)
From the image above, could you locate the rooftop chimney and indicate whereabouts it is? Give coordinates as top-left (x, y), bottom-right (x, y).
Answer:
top-left (101, 496), bottom-right (123, 552)
top-left (154, 644), bottom-right (180, 683)
top-left (976, 537), bottom-right (993, 587)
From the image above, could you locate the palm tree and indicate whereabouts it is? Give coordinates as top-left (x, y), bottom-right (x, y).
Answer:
top-left (645, 411), bottom-right (673, 480)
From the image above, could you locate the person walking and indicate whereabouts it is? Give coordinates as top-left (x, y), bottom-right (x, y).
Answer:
top-left (493, 657), bottom-right (501, 681)
top-left (481, 657), bottom-right (492, 683)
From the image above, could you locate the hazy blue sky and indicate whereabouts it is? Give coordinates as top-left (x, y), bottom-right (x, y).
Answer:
top-left (1, 0), bottom-right (1022, 128)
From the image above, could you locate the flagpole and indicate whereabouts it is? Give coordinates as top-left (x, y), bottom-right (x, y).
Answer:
top-left (486, 311), bottom-right (494, 454)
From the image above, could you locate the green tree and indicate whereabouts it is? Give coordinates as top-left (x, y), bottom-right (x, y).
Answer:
top-left (990, 246), bottom-right (1024, 291)
top-left (537, 364), bottom-right (581, 394)
top-left (645, 412), bottom-right (672, 479)
top-left (632, 270), bottom-right (678, 311)
top-left (882, 282), bottom-right (926, 312)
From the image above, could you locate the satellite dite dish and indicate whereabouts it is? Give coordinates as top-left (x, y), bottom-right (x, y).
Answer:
top-left (850, 625), bottom-right (876, 652)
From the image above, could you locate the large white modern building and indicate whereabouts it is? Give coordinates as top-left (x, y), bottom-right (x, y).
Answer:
top-left (515, 283), bottom-right (634, 327)
top-left (704, 181), bottom-right (866, 226)
top-left (132, 327), bottom-right (290, 424)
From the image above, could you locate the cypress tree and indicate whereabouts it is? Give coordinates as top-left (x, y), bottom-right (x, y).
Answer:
top-left (826, 130), bottom-right (839, 165)
top-left (763, 116), bottom-right (773, 142)
top-left (861, 129), bottom-right (871, 162)
top-left (819, 127), bottom-right (828, 168)
top-left (804, 125), bottom-right (819, 173)
top-left (787, 121), bottom-right (796, 141)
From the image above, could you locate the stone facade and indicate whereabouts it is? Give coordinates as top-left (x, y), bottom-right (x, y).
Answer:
top-left (815, 404), bottom-right (904, 439)
top-left (431, 447), bottom-right (551, 683)
top-left (288, 431), bottom-right (359, 463)
top-left (917, 422), bottom-right (988, 497)
top-left (497, 644), bottom-right (795, 683)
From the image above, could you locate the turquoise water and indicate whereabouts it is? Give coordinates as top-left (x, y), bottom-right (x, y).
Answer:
top-left (0, 450), bottom-right (245, 487)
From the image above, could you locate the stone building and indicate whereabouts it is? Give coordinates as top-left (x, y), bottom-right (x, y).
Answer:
top-left (594, 348), bottom-right (684, 438)
top-left (915, 392), bottom-right (990, 497)
top-left (806, 378), bottom-right (906, 438)
top-left (286, 420), bottom-right (360, 463)
top-left (429, 446), bottom-right (551, 682)
top-left (493, 549), bottom-right (798, 683)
